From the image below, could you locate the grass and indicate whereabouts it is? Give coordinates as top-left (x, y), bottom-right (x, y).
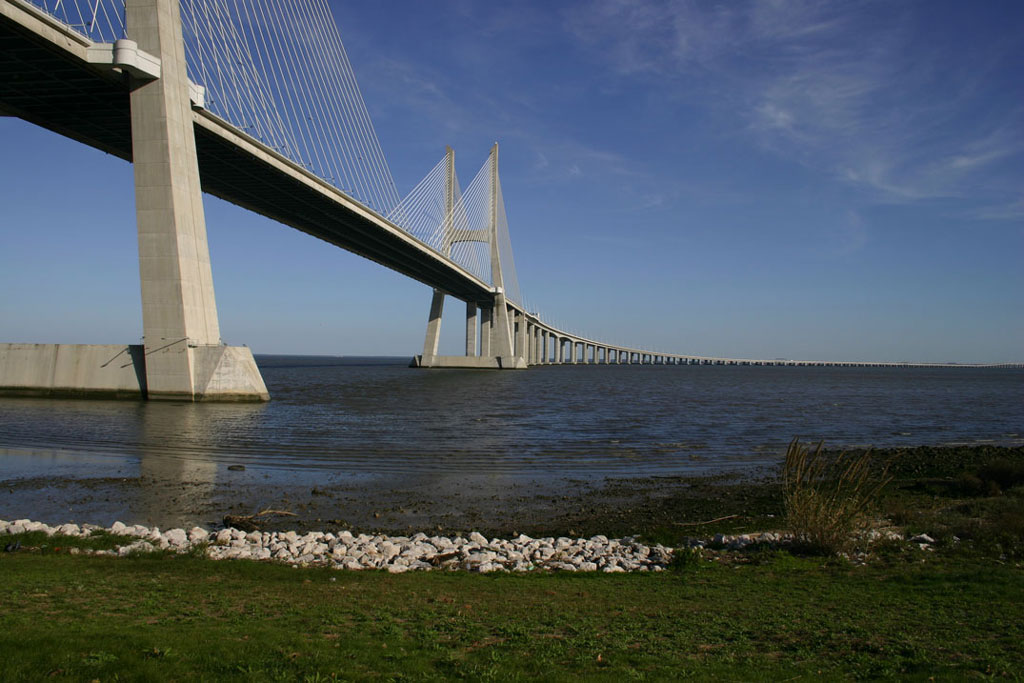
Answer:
top-left (0, 549), bottom-right (1022, 680)
top-left (882, 468), bottom-right (1024, 561)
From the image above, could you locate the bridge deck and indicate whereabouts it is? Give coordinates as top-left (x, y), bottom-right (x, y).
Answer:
top-left (0, 3), bottom-right (494, 305)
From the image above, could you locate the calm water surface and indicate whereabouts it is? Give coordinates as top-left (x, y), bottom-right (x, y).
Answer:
top-left (1, 357), bottom-right (1021, 484)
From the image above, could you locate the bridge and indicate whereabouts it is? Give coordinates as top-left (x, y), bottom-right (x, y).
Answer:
top-left (0, 0), bottom-right (1017, 401)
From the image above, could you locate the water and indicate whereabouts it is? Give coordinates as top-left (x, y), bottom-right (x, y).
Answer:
top-left (1, 356), bottom-right (1021, 483)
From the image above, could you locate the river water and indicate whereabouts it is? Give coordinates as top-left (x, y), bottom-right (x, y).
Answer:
top-left (1, 356), bottom-right (1021, 485)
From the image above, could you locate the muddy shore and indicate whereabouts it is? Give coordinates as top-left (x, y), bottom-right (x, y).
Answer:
top-left (3, 445), bottom-right (1020, 542)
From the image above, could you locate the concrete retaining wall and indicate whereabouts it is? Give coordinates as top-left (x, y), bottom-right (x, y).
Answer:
top-left (0, 343), bottom-right (269, 401)
top-left (0, 343), bottom-right (146, 399)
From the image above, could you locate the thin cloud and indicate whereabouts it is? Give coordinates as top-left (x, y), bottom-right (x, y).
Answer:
top-left (563, 0), bottom-right (1024, 216)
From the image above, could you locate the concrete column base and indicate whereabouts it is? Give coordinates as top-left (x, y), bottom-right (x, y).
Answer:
top-left (0, 343), bottom-right (268, 401)
top-left (411, 354), bottom-right (528, 369)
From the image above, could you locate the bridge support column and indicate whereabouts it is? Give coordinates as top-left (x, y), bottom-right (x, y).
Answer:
top-left (515, 310), bottom-right (528, 365)
top-left (488, 294), bottom-right (525, 368)
top-left (413, 296), bottom-right (524, 369)
top-left (480, 308), bottom-right (492, 357)
top-left (465, 301), bottom-right (477, 356)
top-left (421, 289), bottom-right (445, 358)
top-left (124, 0), bottom-right (266, 401)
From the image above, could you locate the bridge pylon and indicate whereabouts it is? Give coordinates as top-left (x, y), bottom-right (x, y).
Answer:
top-left (412, 144), bottom-right (527, 369)
top-left (0, 0), bottom-right (268, 401)
top-left (126, 0), bottom-right (268, 400)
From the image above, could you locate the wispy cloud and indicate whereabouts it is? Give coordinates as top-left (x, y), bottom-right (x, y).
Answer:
top-left (563, 0), bottom-right (1024, 215)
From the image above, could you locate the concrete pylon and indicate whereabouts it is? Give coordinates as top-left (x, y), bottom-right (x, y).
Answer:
top-left (465, 301), bottom-right (478, 355)
top-left (412, 143), bottom-right (525, 369)
top-left (127, 0), bottom-right (267, 400)
top-left (421, 289), bottom-right (445, 357)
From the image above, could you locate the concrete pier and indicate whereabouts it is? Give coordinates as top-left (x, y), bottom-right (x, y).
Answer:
top-left (0, 0), bottom-right (267, 401)
top-left (0, 343), bottom-right (265, 400)
top-left (126, 0), bottom-right (266, 401)
top-left (413, 144), bottom-right (528, 371)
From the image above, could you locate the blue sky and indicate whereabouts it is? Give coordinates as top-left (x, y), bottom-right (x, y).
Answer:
top-left (2, 0), bottom-right (1022, 362)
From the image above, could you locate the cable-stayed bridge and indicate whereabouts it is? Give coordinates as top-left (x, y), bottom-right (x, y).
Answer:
top-left (0, 0), bottom-right (1016, 401)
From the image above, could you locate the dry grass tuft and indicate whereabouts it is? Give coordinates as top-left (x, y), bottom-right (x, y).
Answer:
top-left (783, 438), bottom-right (891, 555)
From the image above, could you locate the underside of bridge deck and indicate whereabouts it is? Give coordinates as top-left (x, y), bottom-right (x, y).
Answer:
top-left (0, 10), bottom-right (493, 306)
top-left (0, 13), bottom-right (132, 158)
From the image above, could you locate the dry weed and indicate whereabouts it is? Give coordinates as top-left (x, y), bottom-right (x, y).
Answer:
top-left (783, 438), bottom-right (891, 555)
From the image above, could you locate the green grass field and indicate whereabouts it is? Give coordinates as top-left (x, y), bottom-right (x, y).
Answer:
top-left (1, 548), bottom-right (1021, 681)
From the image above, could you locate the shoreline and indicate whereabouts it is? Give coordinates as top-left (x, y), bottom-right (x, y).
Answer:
top-left (2, 444), bottom-right (1021, 542)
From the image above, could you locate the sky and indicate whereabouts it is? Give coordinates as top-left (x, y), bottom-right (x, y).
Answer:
top-left (1, 0), bottom-right (1022, 363)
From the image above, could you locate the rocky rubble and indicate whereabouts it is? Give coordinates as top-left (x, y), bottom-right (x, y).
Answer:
top-left (0, 518), bottom-right (921, 570)
top-left (0, 518), bottom-right (673, 573)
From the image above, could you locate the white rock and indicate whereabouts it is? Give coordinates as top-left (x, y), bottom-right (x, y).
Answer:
top-left (110, 521), bottom-right (127, 534)
top-left (118, 540), bottom-right (157, 556)
top-left (164, 528), bottom-right (188, 547)
top-left (188, 527), bottom-right (209, 544)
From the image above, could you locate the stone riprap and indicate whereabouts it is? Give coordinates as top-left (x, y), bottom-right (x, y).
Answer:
top-left (0, 519), bottom-right (674, 573)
